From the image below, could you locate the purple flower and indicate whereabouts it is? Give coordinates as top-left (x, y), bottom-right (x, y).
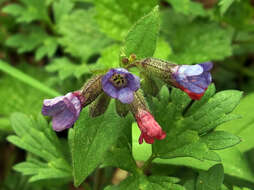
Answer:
top-left (172, 62), bottom-right (213, 100)
top-left (42, 91), bottom-right (84, 131)
top-left (102, 68), bottom-right (140, 104)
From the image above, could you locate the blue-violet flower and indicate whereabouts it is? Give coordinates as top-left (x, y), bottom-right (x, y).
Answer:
top-left (42, 91), bottom-right (85, 131)
top-left (102, 68), bottom-right (140, 104)
top-left (172, 62), bottom-right (213, 100)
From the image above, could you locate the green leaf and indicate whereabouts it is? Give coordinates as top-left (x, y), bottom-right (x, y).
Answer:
top-left (95, 44), bottom-right (121, 70)
top-left (103, 115), bottom-right (137, 172)
top-left (46, 57), bottom-right (91, 80)
top-left (219, 0), bottom-right (236, 15)
top-left (53, 0), bottom-right (74, 23)
top-left (72, 104), bottom-right (131, 187)
top-left (58, 9), bottom-right (111, 61)
top-left (2, 0), bottom-right (50, 23)
top-left (105, 174), bottom-right (185, 190)
top-left (154, 147), bottom-right (254, 184)
top-left (166, 0), bottom-right (206, 16)
top-left (94, 0), bottom-right (158, 41)
top-left (5, 26), bottom-right (58, 60)
top-left (145, 86), bottom-right (242, 161)
top-left (196, 164), bottom-right (224, 190)
top-left (161, 10), bottom-right (233, 64)
top-left (153, 38), bottom-right (172, 60)
top-left (35, 37), bottom-right (58, 61)
top-left (0, 60), bottom-right (60, 97)
top-left (123, 6), bottom-right (160, 59)
top-left (5, 26), bottom-right (48, 53)
top-left (218, 92), bottom-right (254, 152)
top-left (7, 113), bottom-right (72, 182)
top-left (201, 131), bottom-right (241, 150)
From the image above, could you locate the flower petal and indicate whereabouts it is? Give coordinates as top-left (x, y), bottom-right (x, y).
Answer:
top-left (126, 73), bottom-right (140, 91)
top-left (42, 96), bottom-right (66, 116)
top-left (102, 82), bottom-right (118, 98)
top-left (52, 108), bottom-right (76, 131)
top-left (102, 69), bottom-right (114, 86)
top-left (199, 62), bottom-right (213, 71)
top-left (180, 82), bottom-right (205, 94)
top-left (183, 65), bottom-right (203, 76)
top-left (118, 87), bottom-right (134, 104)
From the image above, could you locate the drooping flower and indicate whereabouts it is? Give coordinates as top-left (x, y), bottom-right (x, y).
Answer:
top-left (136, 58), bottom-right (213, 100)
top-left (42, 91), bottom-right (84, 131)
top-left (172, 62), bottom-right (213, 100)
top-left (102, 68), bottom-right (140, 104)
top-left (136, 109), bottom-right (166, 144)
top-left (129, 91), bottom-right (166, 144)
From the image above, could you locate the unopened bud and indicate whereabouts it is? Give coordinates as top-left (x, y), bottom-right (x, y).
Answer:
top-left (81, 75), bottom-right (103, 106)
top-left (115, 100), bottom-right (129, 117)
top-left (129, 91), bottom-right (166, 144)
top-left (89, 93), bottom-right (111, 117)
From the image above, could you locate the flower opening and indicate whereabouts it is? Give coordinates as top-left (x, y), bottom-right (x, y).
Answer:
top-left (102, 68), bottom-right (140, 104)
top-left (172, 62), bottom-right (213, 100)
top-left (42, 91), bottom-right (84, 131)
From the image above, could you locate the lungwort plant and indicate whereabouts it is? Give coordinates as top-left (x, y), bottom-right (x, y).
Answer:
top-left (1, 0), bottom-right (254, 190)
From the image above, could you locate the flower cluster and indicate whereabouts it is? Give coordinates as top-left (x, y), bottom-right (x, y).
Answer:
top-left (42, 56), bottom-right (213, 144)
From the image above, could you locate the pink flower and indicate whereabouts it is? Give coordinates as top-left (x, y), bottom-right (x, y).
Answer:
top-left (135, 110), bottom-right (166, 144)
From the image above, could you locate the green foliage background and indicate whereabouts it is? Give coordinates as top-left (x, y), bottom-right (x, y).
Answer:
top-left (1, 0), bottom-right (254, 190)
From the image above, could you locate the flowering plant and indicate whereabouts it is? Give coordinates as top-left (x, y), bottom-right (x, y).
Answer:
top-left (1, 1), bottom-right (252, 190)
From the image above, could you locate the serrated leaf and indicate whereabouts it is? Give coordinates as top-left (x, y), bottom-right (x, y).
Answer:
top-left (123, 6), bottom-right (160, 59)
top-left (53, 0), bottom-right (74, 23)
top-left (133, 85), bottom-right (242, 163)
top-left (2, 0), bottom-right (50, 23)
top-left (154, 147), bottom-right (254, 184)
top-left (46, 57), bottom-right (91, 80)
top-left (7, 113), bottom-right (72, 182)
top-left (196, 164), bottom-right (224, 190)
top-left (161, 10), bottom-right (233, 64)
top-left (201, 131), bottom-right (241, 150)
top-left (105, 174), bottom-right (185, 190)
top-left (94, 0), bottom-right (158, 41)
top-left (166, 0), bottom-right (206, 16)
top-left (35, 37), bottom-right (58, 61)
top-left (58, 9), bottom-right (111, 61)
top-left (72, 104), bottom-right (131, 187)
top-left (218, 92), bottom-right (254, 152)
top-left (5, 26), bottom-right (48, 53)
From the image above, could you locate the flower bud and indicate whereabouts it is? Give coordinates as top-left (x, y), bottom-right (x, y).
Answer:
top-left (129, 91), bottom-right (166, 144)
top-left (115, 100), bottom-right (129, 117)
top-left (81, 75), bottom-right (103, 106)
top-left (89, 93), bottom-right (111, 117)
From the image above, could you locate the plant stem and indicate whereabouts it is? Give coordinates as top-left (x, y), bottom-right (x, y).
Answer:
top-left (141, 154), bottom-right (156, 174)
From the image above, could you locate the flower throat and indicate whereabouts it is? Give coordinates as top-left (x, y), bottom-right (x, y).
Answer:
top-left (110, 73), bottom-right (128, 88)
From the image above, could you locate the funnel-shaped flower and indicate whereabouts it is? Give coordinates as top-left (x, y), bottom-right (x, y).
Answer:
top-left (102, 68), bottom-right (140, 104)
top-left (136, 109), bottom-right (166, 144)
top-left (136, 58), bottom-right (213, 100)
top-left (42, 91), bottom-right (84, 131)
top-left (172, 62), bottom-right (213, 100)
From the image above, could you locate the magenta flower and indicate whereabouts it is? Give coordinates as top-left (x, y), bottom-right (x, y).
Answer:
top-left (172, 62), bottom-right (213, 100)
top-left (136, 109), bottom-right (166, 144)
top-left (102, 68), bottom-right (140, 104)
top-left (42, 91), bottom-right (85, 131)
